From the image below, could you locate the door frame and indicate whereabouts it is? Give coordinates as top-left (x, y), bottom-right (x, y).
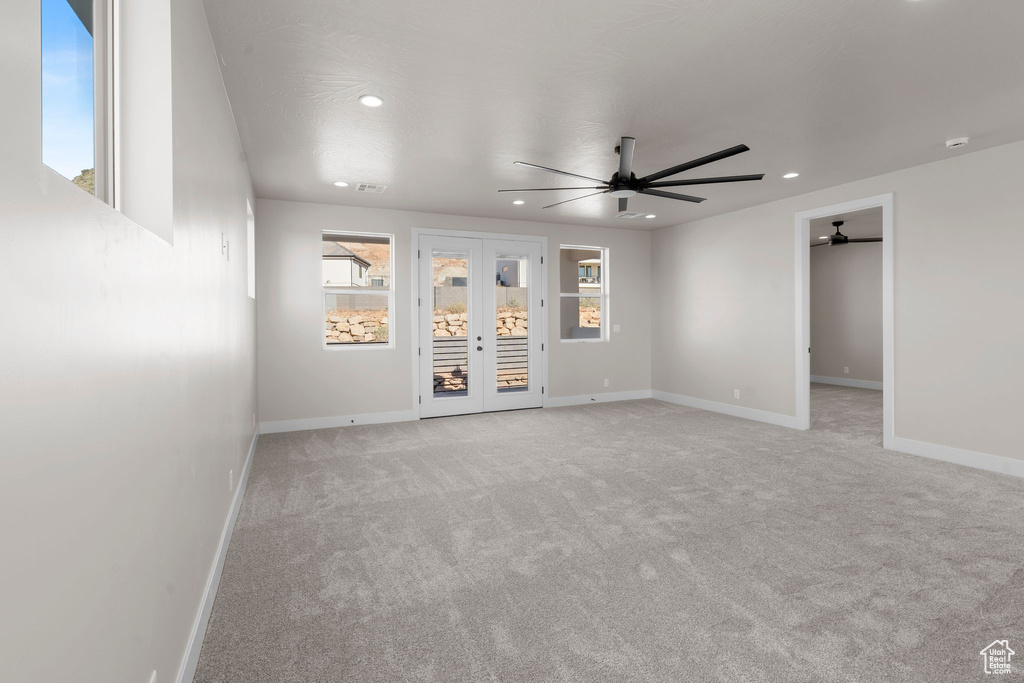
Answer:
top-left (410, 227), bottom-right (549, 418)
top-left (794, 193), bottom-right (894, 447)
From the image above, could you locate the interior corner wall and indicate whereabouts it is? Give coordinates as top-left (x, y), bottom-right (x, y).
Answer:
top-left (0, 0), bottom-right (257, 681)
top-left (651, 139), bottom-right (1024, 461)
top-left (255, 199), bottom-right (652, 426)
top-left (810, 242), bottom-right (883, 383)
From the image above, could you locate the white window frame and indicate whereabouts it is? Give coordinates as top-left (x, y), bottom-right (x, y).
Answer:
top-left (559, 244), bottom-right (609, 343)
top-left (322, 230), bottom-right (395, 350)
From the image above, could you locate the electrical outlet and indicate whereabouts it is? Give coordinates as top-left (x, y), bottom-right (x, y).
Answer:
top-left (252, 412), bottom-right (256, 427)
top-left (613, 323), bottom-right (621, 333)
top-left (229, 469), bottom-right (234, 491)
top-left (844, 367), bottom-right (849, 374)
top-left (734, 389), bottom-right (741, 399)
top-left (604, 378), bottom-right (610, 387)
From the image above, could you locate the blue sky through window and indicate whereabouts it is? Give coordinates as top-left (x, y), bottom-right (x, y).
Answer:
top-left (41, 0), bottom-right (95, 183)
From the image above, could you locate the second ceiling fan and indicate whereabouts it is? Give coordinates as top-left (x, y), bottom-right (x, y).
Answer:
top-left (500, 136), bottom-right (764, 213)
top-left (812, 221), bottom-right (883, 247)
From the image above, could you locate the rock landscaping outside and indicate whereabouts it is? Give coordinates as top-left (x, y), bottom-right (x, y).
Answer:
top-left (431, 307), bottom-right (528, 337)
top-left (325, 310), bottom-right (388, 344)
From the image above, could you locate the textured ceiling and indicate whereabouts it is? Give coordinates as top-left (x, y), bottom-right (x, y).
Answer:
top-left (203, 0), bottom-right (1024, 231)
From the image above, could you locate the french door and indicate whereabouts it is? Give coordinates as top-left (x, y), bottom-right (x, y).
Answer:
top-left (418, 234), bottom-right (544, 418)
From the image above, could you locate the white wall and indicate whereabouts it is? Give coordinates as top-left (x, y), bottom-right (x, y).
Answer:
top-left (652, 140), bottom-right (1024, 461)
top-left (0, 1), bottom-right (256, 682)
top-left (256, 199), bottom-right (652, 425)
top-left (811, 242), bottom-right (882, 382)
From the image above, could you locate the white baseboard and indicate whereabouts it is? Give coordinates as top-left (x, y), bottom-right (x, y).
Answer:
top-left (891, 436), bottom-right (1024, 479)
top-left (545, 389), bottom-right (653, 408)
top-left (175, 429), bottom-right (259, 683)
top-left (651, 390), bottom-right (801, 429)
top-left (259, 409), bottom-right (419, 434)
top-left (259, 393), bottom-right (661, 433)
top-left (811, 375), bottom-right (883, 390)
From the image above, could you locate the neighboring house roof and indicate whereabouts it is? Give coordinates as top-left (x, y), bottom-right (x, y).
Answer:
top-left (322, 242), bottom-right (371, 269)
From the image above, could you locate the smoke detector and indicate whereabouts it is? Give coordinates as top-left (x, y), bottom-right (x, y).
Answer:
top-left (354, 182), bottom-right (388, 193)
top-left (615, 211), bottom-right (646, 220)
top-left (946, 137), bottom-right (970, 150)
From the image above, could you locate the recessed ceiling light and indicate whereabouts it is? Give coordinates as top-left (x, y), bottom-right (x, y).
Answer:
top-left (333, 181), bottom-right (349, 187)
top-left (512, 200), bottom-right (524, 205)
top-left (645, 214), bottom-right (656, 219)
top-left (819, 236), bottom-right (829, 240)
top-left (359, 95), bottom-right (384, 107)
top-left (783, 172), bottom-right (800, 179)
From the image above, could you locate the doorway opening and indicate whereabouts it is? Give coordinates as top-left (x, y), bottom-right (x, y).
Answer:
top-left (415, 231), bottom-right (546, 418)
top-left (808, 207), bottom-right (884, 441)
top-left (795, 193), bottom-right (894, 448)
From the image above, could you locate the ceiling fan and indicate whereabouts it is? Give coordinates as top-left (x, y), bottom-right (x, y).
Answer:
top-left (499, 136), bottom-right (764, 213)
top-left (812, 221), bottom-right (883, 247)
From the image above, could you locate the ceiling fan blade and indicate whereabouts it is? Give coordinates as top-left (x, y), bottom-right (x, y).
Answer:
top-left (514, 161), bottom-right (606, 184)
top-left (848, 237), bottom-right (883, 243)
top-left (644, 174), bottom-right (764, 188)
top-left (542, 190), bottom-right (608, 210)
top-left (810, 242), bottom-right (829, 247)
top-left (640, 144), bottom-right (751, 183)
top-left (640, 188), bottom-right (706, 203)
top-left (618, 137), bottom-right (636, 179)
top-left (498, 186), bottom-right (605, 192)
top-left (618, 197), bottom-right (628, 212)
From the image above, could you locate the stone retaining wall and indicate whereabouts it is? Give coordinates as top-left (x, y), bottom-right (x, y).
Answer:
top-left (325, 307), bottom-right (532, 344)
top-left (432, 307), bottom-right (529, 336)
top-left (327, 305), bottom-right (598, 344)
top-left (578, 307), bottom-right (600, 327)
top-left (325, 310), bottom-right (388, 344)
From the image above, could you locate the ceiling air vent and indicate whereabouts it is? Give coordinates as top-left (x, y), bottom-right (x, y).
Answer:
top-left (354, 183), bottom-right (388, 194)
top-left (615, 211), bottom-right (645, 220)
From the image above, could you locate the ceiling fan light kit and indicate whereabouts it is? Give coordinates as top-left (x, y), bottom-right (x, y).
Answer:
top-left (500, 136), bottom-right (765, 213)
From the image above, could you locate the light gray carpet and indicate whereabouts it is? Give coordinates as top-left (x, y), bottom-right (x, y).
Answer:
top-left (193, 385), bottom-right (1024, 682)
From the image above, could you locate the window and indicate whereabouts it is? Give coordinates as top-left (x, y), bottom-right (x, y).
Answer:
top-left (559, 246), bottom-right (608, 341)
top-left (41, 0), bottom-right (111, 200)
top-left (41, 0), bottom-right (176, 242)
top-left (323, 232), bottom-right (393, 346)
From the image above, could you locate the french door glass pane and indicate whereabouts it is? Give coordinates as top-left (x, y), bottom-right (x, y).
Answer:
top-left (432, 253), bottom-right (469, 395)
top-left (495, 254), bottom-right (529, 392)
